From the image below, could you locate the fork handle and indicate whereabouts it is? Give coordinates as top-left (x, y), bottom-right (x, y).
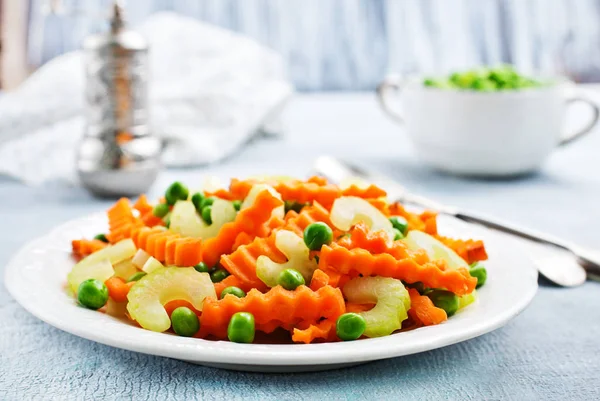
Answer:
top-left (450, 210), bottom-right (600, 275)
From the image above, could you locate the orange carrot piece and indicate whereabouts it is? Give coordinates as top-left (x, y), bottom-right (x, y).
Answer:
top-left (407, 288), bottom-right (447, 326)
top-left (309, 269), bottom-right (330, 291)
top-left (345, 303), bottom-right (375, 313)
top-left (341, 184), bottom-right (387, 199)
top-left (174, 238), bottom-right (202, 267)
top-left (232, 232), bottom-right (255, 250)
top-left (213, 275), bottom-right (257, 298)
top-left (105, 277), bottom-right (135, 303)
top-left (165, 236), bottom-right (179, 266)
top-left (220, 234), bottom-right (283, 291)
top-left (163, 299), bottom-right (201, 317)
top-left (282, 201), bottom-right (333, 237)
top-left (202, 190), bottom-right (283, 267)
top-left (292, 320), bottom-right (338, 344)
top-left (319, 244), bottom-right (477, 296)
top-left (436, 236), bottom-right (488, 264)
top-left (71, 239), bottom-right (108, 256)
top-left (133, 194), bottom-right (153, 216)
top-left (199, 285), bottom-right (346, 339)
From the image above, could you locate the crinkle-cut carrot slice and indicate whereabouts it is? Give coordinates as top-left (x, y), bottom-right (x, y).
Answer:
top-left (436, 236), bottom-right (488, 264)
top-left (292, 319), bottom-right (337, 344)
top-left (105, 276), bottom-right (135, 303)
top-left (309, 269), bottom-right (330, 291)
top-left (213, 275), bottom-right (258, 298)
top-left (282, 201), bottom-right (334, 237)
top-left (165, 236), bottom-right (180, 266)
top-left (163, 300), bottom-right (201, 318)
top-left (345, 302), bottom-right (374, 313)
top-left (135, 227), bottom-right (164, 249)
top-left (319, 244), bottom-right (477, 296)
top-left (220, 234), bottom-right (283, 291)
top-left (202, 190), bottom-right (283, 267)
top-left (198, 285), bottom-right (346, 339)
top-left (367, 198), bottom-right (391, 216)
top-left (71, 239), bottom-right (108, 256)
top-left (407, 288), bottom-right (447, 326)
top-left (337, 222), bottom-right (426, 262)
top-left (174, 238), bottom-right (202, 267)
top-left (274, 181), bottom-right (341, 210)
top-left (388, 202), bottom-right (433, 233)
top-left (307, 175), bottom-right (328, 186)
top-left (141, 211), bottom-right (164, 227)
top-left (341, 184), bottom-right (387, 199)
top-left (133, 194), bottom-right (153, 216)
top-left (204, 188), bottom-right (240, 201)
top-left (232, 232), bottom-right (255, 251)
top-left (421, 210), bottom-right (438, 235)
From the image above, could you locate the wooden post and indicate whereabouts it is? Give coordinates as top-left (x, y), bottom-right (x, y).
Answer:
top-left (0, 0), bottom-right (30, 90)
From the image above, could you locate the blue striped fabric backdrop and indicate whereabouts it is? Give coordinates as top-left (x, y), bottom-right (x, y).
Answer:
top-left (27, 0), bottom-right (600, 90)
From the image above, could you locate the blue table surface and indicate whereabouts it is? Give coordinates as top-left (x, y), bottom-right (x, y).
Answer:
top-left (1, 93), bottom-right (600, 400)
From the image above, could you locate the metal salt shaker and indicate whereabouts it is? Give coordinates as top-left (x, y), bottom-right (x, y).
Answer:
top-left (77, 2), bottom-right (160, 197)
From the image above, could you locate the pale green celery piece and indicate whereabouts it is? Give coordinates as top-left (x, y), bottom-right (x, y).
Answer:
top-left (458, 289), bottom-right (478, 310)
top-left (141, 256), bottom-right (164, 274)
top-left (67, 259), bottom-right (114, 294)
top-left (169, 199), bottom-right (236, 239)
top-left (330, 196), bottom-right (395, 243)
top-left (67, 239), bottom-right (136, 293)
top-left (256, 230), bottom-right (317, 287)
top-left (402, 231), bottom-right (469, 270)
top-left (342, 277), bottom-right (410, 338)
top-left (127, 267), bottom-right (215, 332)
top-left (113, 258), bottom-right (138, 280)
top-left (241, 184), bottom-right (284, 220)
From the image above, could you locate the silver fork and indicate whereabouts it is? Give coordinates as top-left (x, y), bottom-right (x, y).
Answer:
top-left (313, 156), bottom-right (600, 287)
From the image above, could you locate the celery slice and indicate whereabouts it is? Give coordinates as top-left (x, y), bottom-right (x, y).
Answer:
top-left (256, 230), bottom-right (318, 287)
top-left (330, 196), bottom-right (395, 243)
top-left (241, 184), bottom-right (284, 220)
top-left (342, 276), bottom-right (410, 337)
top-left (402, 231), bottom-right (469, 270)
top-left (170, 199), bottom-right (236, 239)
top-left (113, 259), bottom-right (138, 280)
top-left (67, 259), bottom-right (114, 294)
top-left (127, 267), bottom-right (215, 332)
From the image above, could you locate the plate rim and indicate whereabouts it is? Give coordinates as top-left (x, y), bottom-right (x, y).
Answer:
top-left (4, 212), bottom-right (538, 367)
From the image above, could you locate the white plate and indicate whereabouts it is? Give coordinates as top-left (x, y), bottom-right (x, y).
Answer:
top-left (4, 212), bottom-right (538, 372)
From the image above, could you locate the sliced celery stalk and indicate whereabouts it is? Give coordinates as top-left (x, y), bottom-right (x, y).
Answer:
top-left (342, 276), bottom-right (410, 337)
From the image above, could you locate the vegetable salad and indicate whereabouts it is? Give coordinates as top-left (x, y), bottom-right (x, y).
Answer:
top-left (68, 176), bottom-right (488, 344)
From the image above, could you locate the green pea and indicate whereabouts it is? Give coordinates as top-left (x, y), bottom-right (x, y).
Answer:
top-left (152, 203), bottom-right (170, 218)
top-left (392, 228), bottom-right (404, 241)
top-left (427, 289), bottom-right (460, 317)
top-left (232, 200), bottom-right (242, 211)
top-left (220, 286), bottom-right (246, 299)
top-left (405, 281), bottom-right (426, 294)
top-left (472, 78), bottom-right (496, 92)
top-left (303, 222), bottom-right (333, 251)
top-left (469, 263), bottom-right (487, 289)
top-left (284, 200), bottom-right (307, 214)
top-left (201, 206), bottom-right (212, 225)
top-left (191, 192), bottom-right (205, 212)
top-left (210, 268), bottom-right (230, 283)
top-left (93, 234), bottom-right (109, 243)
top-left (126, 271), bottom-right (147, 282)
top-left (200, 197), bottom-right (215, 209)
top-left (389, 216), bottom-right (408, 235)
top-left (77, 279), bottom-right (109, 310)
top-left (277, 268), bottom-right (305, 290)
top-left (194, 262), bottom-right (214, 273)
top-left (165, 181), bottom-right (189, 205)
top-left (336, 313), bottom-right (366, 341)
top-left (227, 312), bottom-right (255, 343)
top-left (171, 306), bottom-right (200, 337)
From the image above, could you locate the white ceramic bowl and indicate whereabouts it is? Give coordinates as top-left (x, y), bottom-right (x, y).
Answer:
top-left (377, 75), bottom-right (599, 176)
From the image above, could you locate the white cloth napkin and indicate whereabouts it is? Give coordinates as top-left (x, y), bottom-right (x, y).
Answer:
top-left (0, 12), bottom-right (293, 184)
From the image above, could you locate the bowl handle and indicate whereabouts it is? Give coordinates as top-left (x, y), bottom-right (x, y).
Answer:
top-left (560, 95), bottom-right (600, 146)
top-left (376, 75), bottom-right (405, 124)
